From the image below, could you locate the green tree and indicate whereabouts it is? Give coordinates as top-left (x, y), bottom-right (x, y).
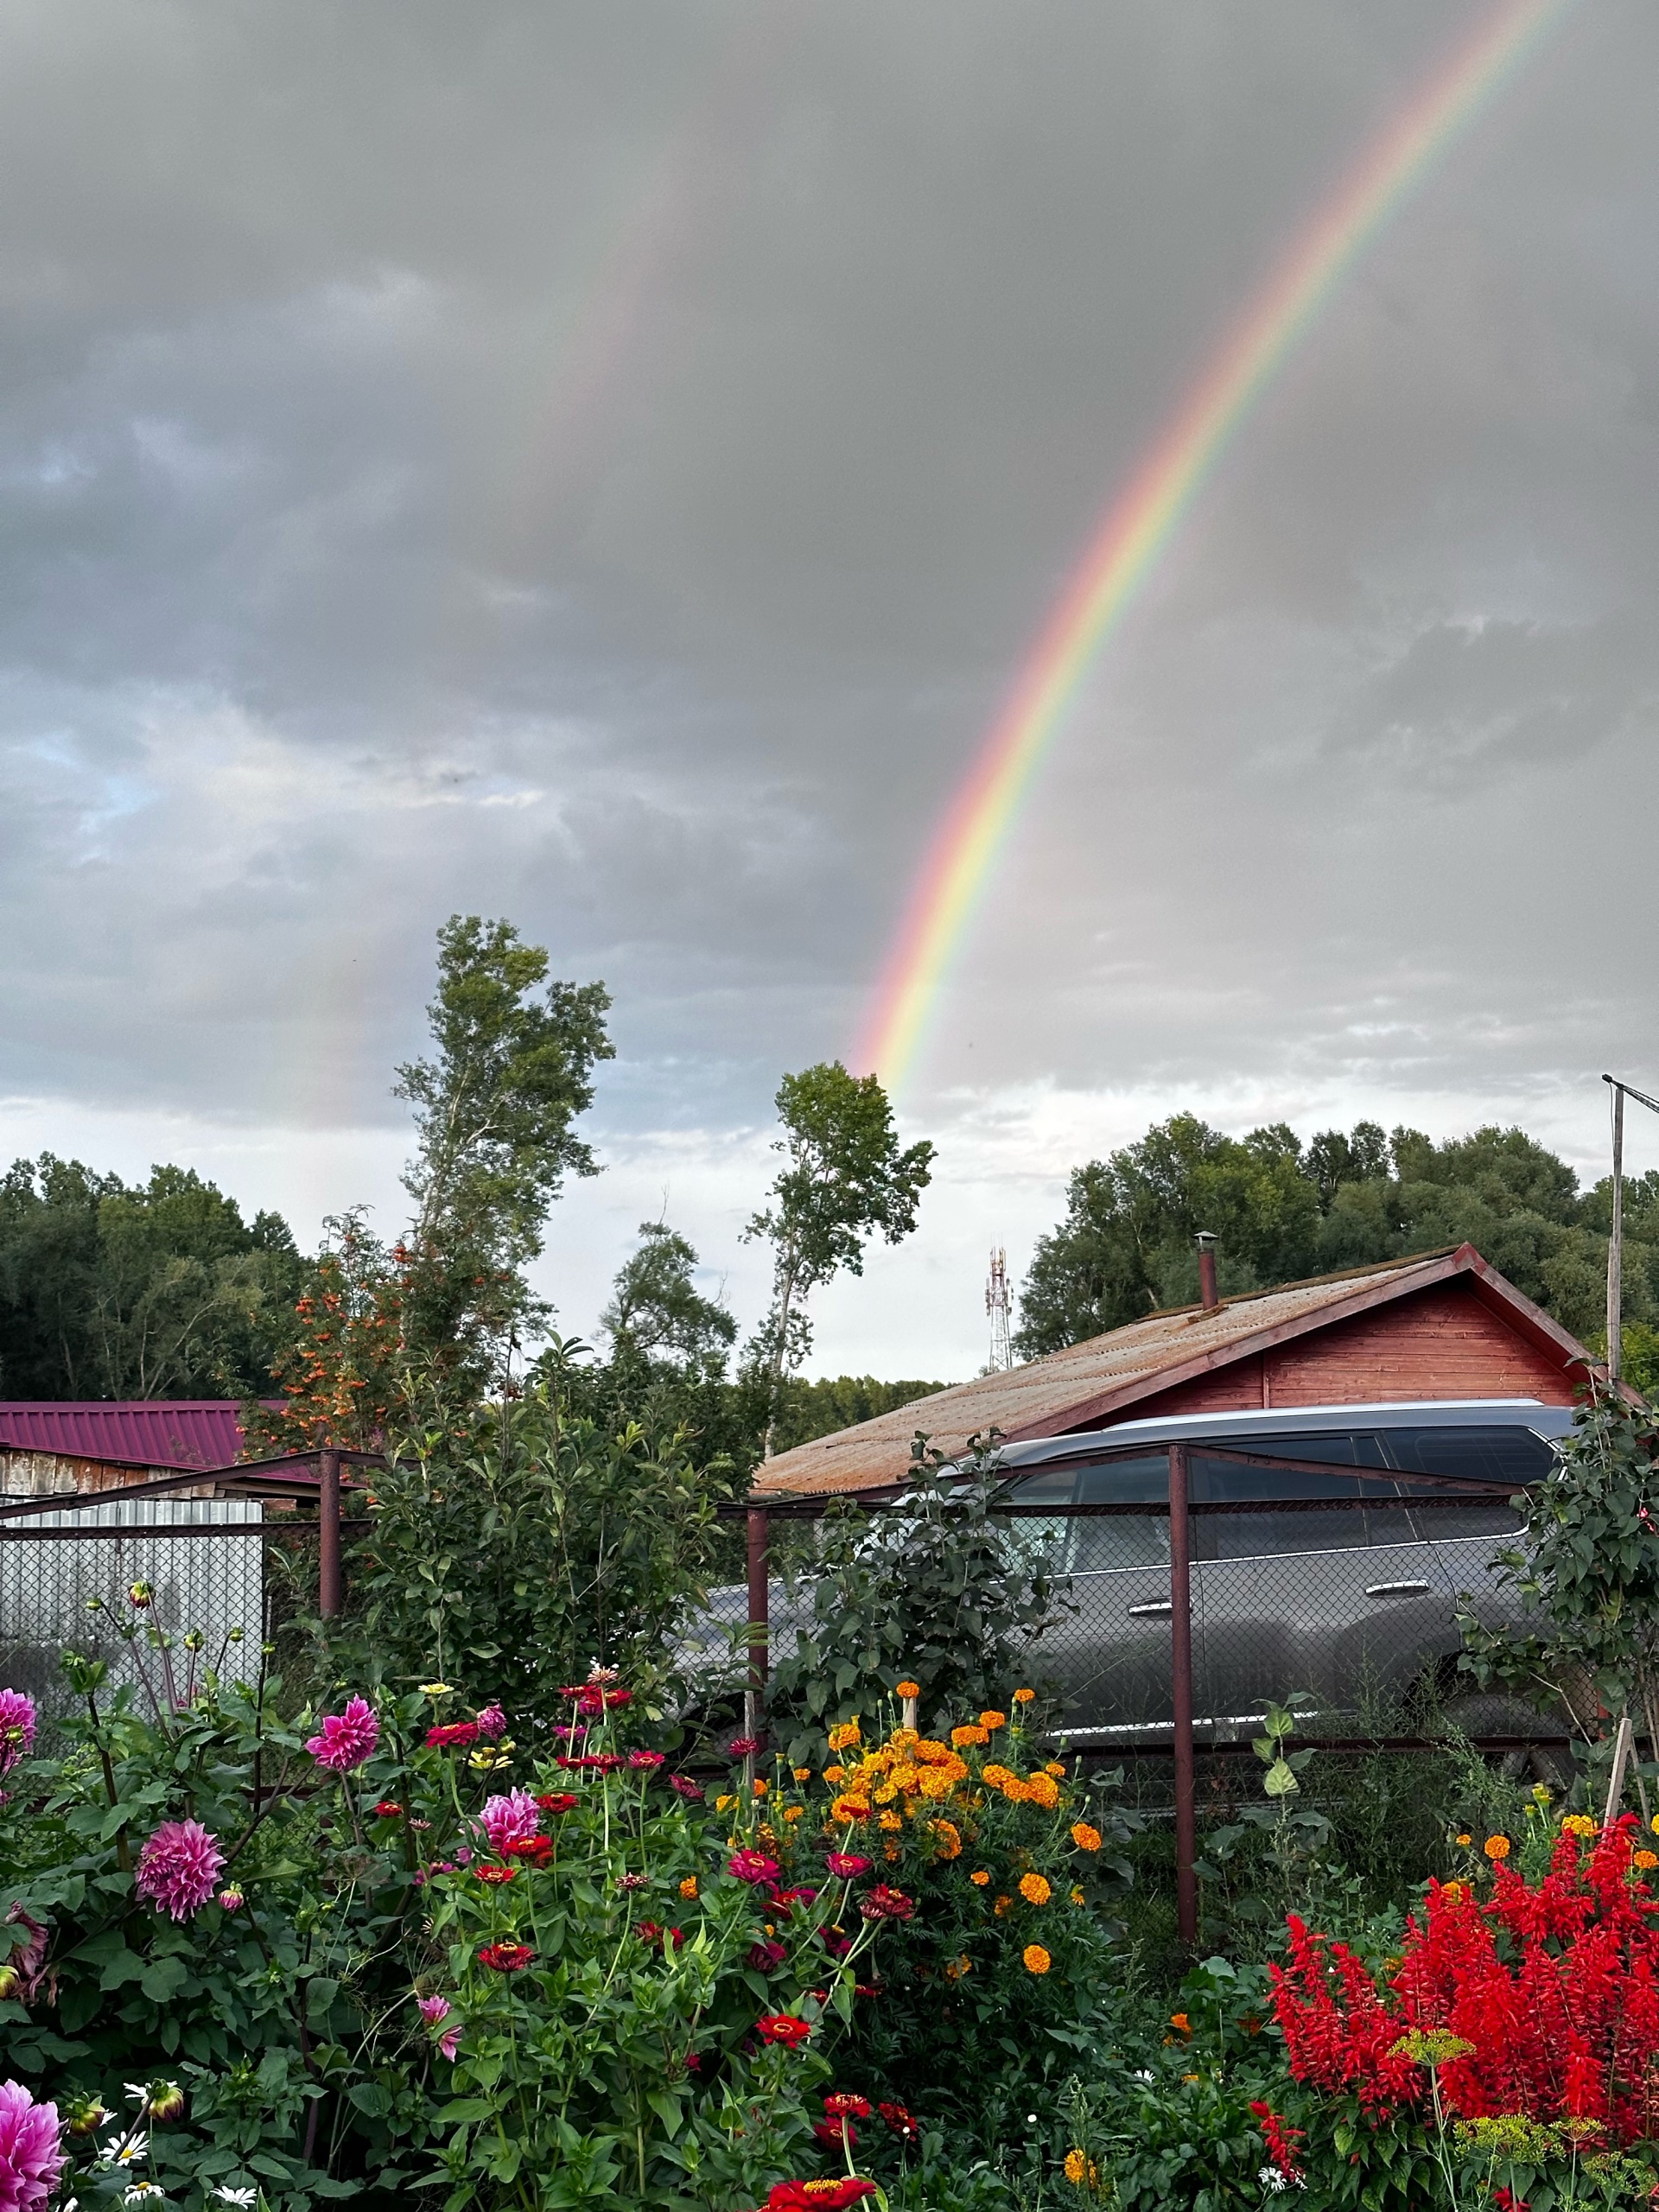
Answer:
top-left (741, 1062), bottom-right (935, 1455)
top-left (600, 1219), bottom-right (736, 1365)
top-left (0, 1154), bottom-right (302, 1398)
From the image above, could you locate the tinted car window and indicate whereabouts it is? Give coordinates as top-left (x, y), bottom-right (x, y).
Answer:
top-left (1381, 1427), bottom-right (1557, 1487)
top-left (1007, 1457), bottom-right (1171, 1573)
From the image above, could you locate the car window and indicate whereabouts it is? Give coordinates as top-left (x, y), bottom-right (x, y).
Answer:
top-left (1200, 1507), bottom-right (1372, 1560)
top-left (1380, 1427), bottom-right (1557, 1488)
top-left (1188, 1447), bottom-right (1383, 1503)
top-left (1007, 1456), bottom-right (1171, 1573)
top-left (1208, 1429), bottom-right (1391, 1468)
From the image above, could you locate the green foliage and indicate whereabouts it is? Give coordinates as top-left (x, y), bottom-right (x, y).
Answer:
top-left (2, 1644), bottom-right (871, 2212)
top-left (1016, 1114), bottom-right (1655, 1357)
top-left (743, 1061), bottom-right (935, 1449)
top-left (601, 1221), bottom-right (737, 1366)
top-left (1457, 1393), bottom-right (1659, 1751)
top-left (335, 1390), bottom-right (738, 1729)
top-left (767, 1435), bottom-right (1068, 1759)
top-left (0, 1152), bottom-right (302, 1398)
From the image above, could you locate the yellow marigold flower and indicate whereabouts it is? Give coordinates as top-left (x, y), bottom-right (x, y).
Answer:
top-left (1022, 1943), bottom-right (1051, 1975)
top-left (914, 1738), bottom-right (950, 1764)
top-left (792, 1766), bottom-right (812, 1782)
top-left (1071, 1886), bottom-right (1085, 1905)
top-left (1019, 1872), bottom-right (1052, 1905)
top-left (1064, 2149), bottom-right (1088, 2184)
top-left (1013, 1688), bottom-right (1036, 1705)
top-left (884, 1840), bottom-right (901, 1861)
top-left (952, 1724), bottom-right (989, 1749)
top-left (1026, 1772), bottom-right (1061, 1810)
top-left (888, 1764), bottom-right (919, 1794)
top-left (1441, 1879), bottom-right (1465, 1901)
top-left (1455, 1833), bottom-right (1472, 1847)
top-left (752, 1779), bottom-right (769, 1798)
top-left (917, 1768), bottom-right (956, 1801)
top-left (828, 1720), bottom-right (861, 1752)
top-left (1484, 1835), bottom-right (1511, 1861)
top-left (1045, 1761), bottom-right (1067, 1779)
top-left (932, 1819), bottom-right (963, 1859)
top-left (831, 1795), bottom-right (871, 1824)
top-left (896, 1680), bottom-right (920, 1699)
top-left (1071, 1821), bottom-right (1103, 1852)
top-left (979, 1710), bottom-right (1007, 1730)
top-left (879, 1809), bottom-right (902, 1831)
top-left (982, 1764), bottom-right (1015, 1789)
top-left (1637, 1850), bottom-right (1659, 1871)
top-left (1563, 1814), bottom-right (1597, 1838)
top-left (823, 1764), bottom-right (847, 1786)
top-left (994, 1894), bottom-right (1014, 1916)
top-left (969, 1869), bottom-right (990, 1885)
top-left (679, 1876), bottom-right (699, 1898)
top-left (874, 1782), bottom-right (899, 1805)
top-left (890, 1728), bottom-right (919, 1751)
top-left (715, 1793), bottom-right (736, 1812)
top-left (945, 1952), bottom-right (972, 1978)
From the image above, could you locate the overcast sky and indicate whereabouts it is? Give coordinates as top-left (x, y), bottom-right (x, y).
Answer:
top-left (2, 0), bottom-right (1656, 1380)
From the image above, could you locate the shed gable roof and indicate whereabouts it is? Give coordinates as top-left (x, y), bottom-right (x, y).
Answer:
top-left (751, 1243), bottom-right (1599, 1497)
top-left (0, 1402), bottom-right (250, 1471)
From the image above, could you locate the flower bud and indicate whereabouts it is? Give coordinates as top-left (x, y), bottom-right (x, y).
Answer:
top-left (0, 1967), bottom-right (18, 2000)
top-left (66, 2098), bottom-right (108, 2137)
top-left (127, 1582), bottom-right (154, 1611)
top-left (147, 2082), bottom-right (186, 2122)
top-left (217, 1888), bottom-right (245, 1913)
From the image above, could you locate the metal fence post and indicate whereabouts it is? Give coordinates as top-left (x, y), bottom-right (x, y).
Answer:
top-left (318, 1448), bottom-right (342, 1619)
top-left (1168, 1440), bottom-right (1198, 1945)
top-left (746, 1504), bottom-right (770, 1747)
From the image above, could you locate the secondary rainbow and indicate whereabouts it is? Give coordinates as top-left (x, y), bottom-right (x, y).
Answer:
top-left (858, 0), bottom-right (1574, 1090)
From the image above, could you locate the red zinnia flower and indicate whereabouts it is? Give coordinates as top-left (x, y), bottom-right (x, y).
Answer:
top-left (668, 1775), bottom-right (705, 1801)
top-left (503, 1834), bottom-right (553, 1866)
top-left (729, 1850), bottom-right (782, 1885)
top-left (475, 1866), bottom-right (516, 1885)
top-left (748, 1940), bottom-right (788, 1973)
top-left (534, 1792), bottom-right (580, 1815)
top-left (755, 2012), bottom-right (812, 2048)
top-left (761, 2183), bottom-right (878, 2209)
top-left (476, 1942), bottom-right (535, 1973)
top-left (823, 2093), bottom-right (873, 2119)
top-left (825, 1853), bottom-right (872, 1878)
top-left (372, 1801), bottom-right (404, 1818)
top-left (813, 2117), bottom-right (858, 2149)
top-left (425, 1721), bottom-right (480, 1750)
top-left (859, 1884), bottom-right (915, 1922)
top-left (878, 2101), bottom-right (917, 2137)
top-left (627, 1749), bottom-right (665, 1771)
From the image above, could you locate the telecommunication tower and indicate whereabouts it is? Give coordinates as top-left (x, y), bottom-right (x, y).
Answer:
top-left (986, 1247), bottom-right (1014, 1372)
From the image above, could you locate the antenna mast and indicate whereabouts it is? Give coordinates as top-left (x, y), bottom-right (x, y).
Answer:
top-left (986, 1247), bottom-right (1014, 1372)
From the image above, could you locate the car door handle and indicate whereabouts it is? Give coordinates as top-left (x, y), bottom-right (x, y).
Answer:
top-left (1364, 1580), bottom-right (1431, 1598)
top-left (1127, 1599), bottom-right (1173, 1617)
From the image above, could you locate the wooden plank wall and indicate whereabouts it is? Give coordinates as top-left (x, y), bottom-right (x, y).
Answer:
top-left (1113, 1282), bottom-right (1574, 1426)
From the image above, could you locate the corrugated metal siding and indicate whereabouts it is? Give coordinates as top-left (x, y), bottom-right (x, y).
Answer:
top-left (0, 1493), bottom-right (264, 1717)
top-left (0, 1403), bottom-right (250, 1470)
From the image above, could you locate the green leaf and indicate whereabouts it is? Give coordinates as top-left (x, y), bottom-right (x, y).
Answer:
top-left (140, 1954), bottom-right (188, 2001)
top-left (645, 2089), bottom-right (682, 2137)
top-left (99, 1948), bottom-right (148, 1991)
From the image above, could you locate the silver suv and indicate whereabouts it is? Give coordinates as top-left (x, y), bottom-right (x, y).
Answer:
top-left (995, 1397), bottom-right (1571, 1744)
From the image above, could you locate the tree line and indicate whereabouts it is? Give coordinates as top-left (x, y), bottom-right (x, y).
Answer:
top-left (1014, 1111), bottom-right (1654, 1386)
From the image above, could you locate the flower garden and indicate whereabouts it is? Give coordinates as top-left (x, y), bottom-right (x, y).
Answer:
top-left (9, 1398), bottom-right (1659, 2209)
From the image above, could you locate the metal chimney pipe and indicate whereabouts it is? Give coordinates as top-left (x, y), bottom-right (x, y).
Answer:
top-left (1196, 1232), bottom-right (1219, 1311)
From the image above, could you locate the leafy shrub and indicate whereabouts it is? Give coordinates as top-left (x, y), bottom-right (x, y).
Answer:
top-left (767, 1437), bottom-right (1068, 1759)
top-left (0, 1625), bottom-right (900, 2212)
top-left (339, 1389), bottom-right (738, 1729)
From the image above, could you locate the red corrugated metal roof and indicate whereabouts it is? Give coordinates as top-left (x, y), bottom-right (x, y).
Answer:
top-left (0, 1402), bottom-right (251, 1471)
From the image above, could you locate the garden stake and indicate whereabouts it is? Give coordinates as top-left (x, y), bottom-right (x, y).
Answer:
top-left (1604, 1711), bottom-right (1635, 1828)
top-left (1169, 1440), bottom-right (1198, 1945)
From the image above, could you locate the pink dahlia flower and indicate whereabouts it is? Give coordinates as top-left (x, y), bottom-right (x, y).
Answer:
top-left (0, 2078), bottom-right (63, 2212)
top-left (0, 1691), bottom-right (36, 1777)
top-left (136, 1818), bottom-right (225, 1922)
top-left (474, 1703), bottom-right (507, 1739)
top-left (480, 1790), bottom-right (540, 1856)
top-left (305, 1696), bottom-right (379, 1772)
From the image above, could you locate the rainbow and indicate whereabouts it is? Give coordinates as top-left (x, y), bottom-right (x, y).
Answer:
top-left (858, 0), bottom-right (1574, 1090)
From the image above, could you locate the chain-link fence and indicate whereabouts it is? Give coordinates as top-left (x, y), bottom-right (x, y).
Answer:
top-left (728, 1433), bottom-right (1568, 1938)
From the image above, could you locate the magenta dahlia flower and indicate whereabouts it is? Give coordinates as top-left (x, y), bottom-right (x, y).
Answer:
top-left (0, 1691), bottom-right (36, 1777)
top-left (305, 1696), bottom-right (379, 1772)
top-left (480, 1790), bottom-right (540, 1856)
top-left (474, 1703), bottom-right (507, 1739)
top-left (0, 2079), bottom-right (63, 2212)
top-left (136, 1818), bottom-right (225, 1922)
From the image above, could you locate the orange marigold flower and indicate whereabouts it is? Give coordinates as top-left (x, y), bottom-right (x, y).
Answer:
top-left (1022, 1943), bottom-right (1051, 1975)
top-left (1013, 1688), bottom-right (1036, 1705)
top-left (831, 1796), bottom-right (872, 1824)
top-left (1071, 1821), bottom-right (1103, 1852)
top-left (994, 1893), bottom-right (1014, 1916)
top-left (1026, 1773), bottom-right (1061, 1809)
top-left (1484, 1834), bottom-right (1511, 1861)
top-left (793, 1767), bottom-right (813, 1782)
top-left (679, 1876), bottom-right (699, 1898)
top-left (969, 1870), bottom-right (990, 1885)
top-left (979, 1710), bottom-right (1007, 1730)
top-left (753, 1779), bottom-right (769, 1798)
top-left (1044, 1762), bottom-right (1067, 1779)
top-left (1636, 1850), bottom-right (1659, 1871)
top-left (1170, 2012), bottom-right (1191, 2035)
top-left (828, 1721), bottom-right (861, 1752)
top-left (1019, 1872), bottom-right (1052, 1905)
top-left (1455, 1833), bottom-right (1472, 1847)
top-left (895, 1680), bottom-right (920, 1699)
top-left (1070, 1886), bottom-right (1085, 1905)
top-left (1440, 1879), bottom-right (1465, 1901)
top-left (823, 1765), bottom-right (847, 1785)
top-left (982, 1764), bottom-right (1015, 1789)
top-left (1001, 1777), bottom-right (1032, 1803)
top-left (879, 1810), bottom-right (902, 1831)
top-left (952, 1725), bottom-right (989, 1749)
top-left (932, 1820), bottom-right (963, 1859)
top-left (1064, 2148), bottom-right (1090, 2184)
